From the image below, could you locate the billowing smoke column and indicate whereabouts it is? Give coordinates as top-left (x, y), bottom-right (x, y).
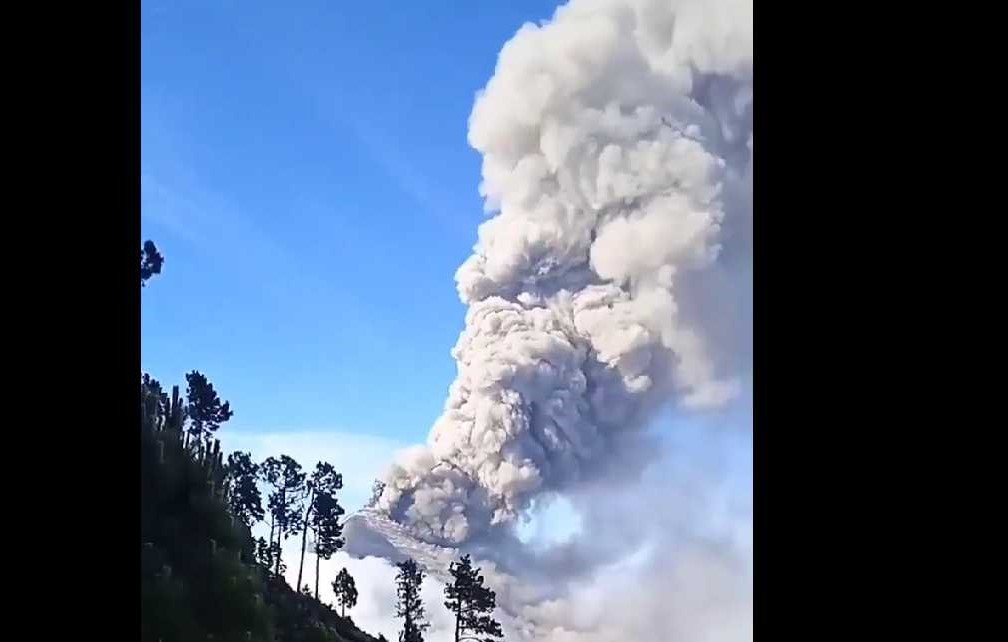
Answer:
top-left (377, 0), bottom-right (753, 546)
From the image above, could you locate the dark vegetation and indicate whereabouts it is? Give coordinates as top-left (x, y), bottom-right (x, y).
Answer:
top-left (445, 555), bottom-right (503, 642)
top-left (333, 568), bottom-right (358, 618)
top-left (141, 242), bottom-right (502, 642)
top-left (395, 560), bottom-right (430, 642)
top-left (141, 371), bottom-right (386, 642)
top-left (140, 239), bottom-right (164, 286)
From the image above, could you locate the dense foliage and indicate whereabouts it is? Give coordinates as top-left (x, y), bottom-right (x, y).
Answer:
top-left (140, 375), bottom-right (381, 642)
top-left (333, 567), bottom-right (359, 618)
top-left (141, 379), bottom-right (273, 642)
top-left (395, 559), bottom-right (430, 642)
top-left (444, 555), bottom-right (503, 642)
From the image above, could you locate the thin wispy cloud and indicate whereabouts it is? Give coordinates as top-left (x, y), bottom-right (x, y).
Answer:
top-left (140, 165), bottom-right (395, 353)
top-left (341, 113), bottom-right (478, 238)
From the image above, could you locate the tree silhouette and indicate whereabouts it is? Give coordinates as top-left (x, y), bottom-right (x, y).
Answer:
top-left (254, 536), bottom-right (274, 570)
top-left (140, 240), bottom-right (164, 286)
top-left (261, 455), bottom-right (306, 576)
top-left (444, 555), bottom-right (502, 642)
top-left (332, 567), bottom-right (358, 618)
top-left (224, 451), bottom-right (264, 528)
top-left (296, 462), bottom-right (344, 595)
top-left (184, 370), bottom-right (233, 445)
top-left (260, 458), bottom-right (282, 572)
top-left (313, 491), bottom-right (345, 598)
top-left (395, 559), bottom-right (429, 642)
top-left (141, 374), bottom-right (170, 427)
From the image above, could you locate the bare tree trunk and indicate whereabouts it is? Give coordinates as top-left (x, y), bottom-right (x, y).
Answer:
top-left (315, 545), bottom-right (321, 600)
top-left (267, 513), bottom-right (276, 573)
top-left (297, 489), bottom-right (314, 592)
top-left (275, 526), bottom-right (283, 576)
top-left (275, 523), bottom-right (282, 576)
top-left (275, 489), bottom-right (285, 576)
top-left (454, 604), bottom-right (461, 642)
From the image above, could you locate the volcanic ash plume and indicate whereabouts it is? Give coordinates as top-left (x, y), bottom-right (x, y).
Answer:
top-left (377, 0), bottom-right (754, 546)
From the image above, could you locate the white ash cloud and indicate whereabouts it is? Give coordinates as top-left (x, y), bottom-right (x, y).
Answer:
top-left (480, 410), bottom-right (752, 642)
top-left (344, 410), bottom-right (752, 642)
top-left (377, 0), bottom-right (753, 548)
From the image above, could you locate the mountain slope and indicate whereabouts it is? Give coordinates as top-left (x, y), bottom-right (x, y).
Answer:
top-left (141, 383), bottom-right (384, 642)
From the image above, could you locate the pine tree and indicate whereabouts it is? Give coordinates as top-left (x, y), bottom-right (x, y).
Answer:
top-left (313, 491), bottom-right (345, 598)
top-left (225, 451), bottom-right (264, 528)
top-left (444, 555), bottom-right (503, 642)
top-left (296, 462), bottom-right (344, 594)
top-left (395, 559), bottom-right (429, 642)
top-left (261, 455), bottom-right (306, 576)
top-left (184, 371), bottom-right (234, 446)
top-left (332, 567), bottom-right (358, 618)
top-left (254, 537), bottom-right (274, 570)
top-left (140, 240), bottom-right (164, 286)
top-left (260, 457), bottom-right (282, 572)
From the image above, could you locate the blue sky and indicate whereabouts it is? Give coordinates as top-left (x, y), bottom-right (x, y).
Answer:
top-left (140, 0), bottom-right (751, 527)
top-left (141, 0), bottom-right (564, 466)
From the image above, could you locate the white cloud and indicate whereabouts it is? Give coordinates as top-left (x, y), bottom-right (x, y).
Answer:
top-left (270, 547), bottom-right (458, 642)
top-left (219, 429), bottom-right (406, 511)
top-left (215, 430), bottom-right (464, 639)
top-left (213, 419), bottom-right (750, 642)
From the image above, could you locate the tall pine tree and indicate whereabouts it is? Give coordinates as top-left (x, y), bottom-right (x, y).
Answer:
top-left (444, 555), bottom-right (503, 642)
top-left (260, 457), bottom-right (282, 573)
top-left (184, 371), bottom-right (233, 446)
top-left (313, 491), bottom-right (345, 598)
top-left (224, 451), bottom-right (264, 528)
top-left (332, 567), bottom-right (358, 618)
top-left (261, 455), bottom-right (305, 576)
top-left (296, 462), bottom-right (343, 594)
top-left (395, 559), bottom-right (429, 642)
